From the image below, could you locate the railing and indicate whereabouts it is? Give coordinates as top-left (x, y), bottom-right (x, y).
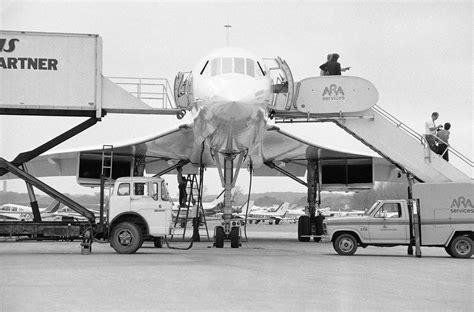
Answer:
top-left (373, 105), bottom-right (473, 168)
top-left (108, 77), bottom-right (177, 109)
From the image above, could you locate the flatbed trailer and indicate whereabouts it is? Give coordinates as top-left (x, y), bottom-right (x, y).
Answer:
top-left (0, 221), bottom-right (91, 241)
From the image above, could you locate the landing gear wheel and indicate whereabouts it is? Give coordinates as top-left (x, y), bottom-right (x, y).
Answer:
top-left (215, 226), bottom-right (225, 248)
top-left (448, 236), bottom-right (473, 258)
top-left (298, 215), bottom-right (311, 242)
top-left (154, 237), bottom-right (163, 248)
top-left (230, 227), bottom-right (240, 248)
top-left (333, 233), bottom-right (358, 255)
top-left (110, 222), bottom-right (143, 254)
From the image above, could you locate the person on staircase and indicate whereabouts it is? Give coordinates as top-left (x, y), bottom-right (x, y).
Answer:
top-left (436, 122), bottom-right (451, 161)
top-left (424, 112), bottom-right (443, 153)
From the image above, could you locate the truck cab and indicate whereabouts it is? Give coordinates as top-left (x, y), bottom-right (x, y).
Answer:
top-left (108, 176), bottom-right (173, 253)
top-left (325, 200), bottom-right (411, 250)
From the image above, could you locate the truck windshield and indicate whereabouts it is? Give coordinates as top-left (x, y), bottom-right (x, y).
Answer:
top-left (365, 201), bottom-right (380, 215)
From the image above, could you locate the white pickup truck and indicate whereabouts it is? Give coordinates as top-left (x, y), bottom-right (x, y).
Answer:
top-left (107, 176), bottom-right (174, 254)
top-left (324, 182), bottom-right (474, 258)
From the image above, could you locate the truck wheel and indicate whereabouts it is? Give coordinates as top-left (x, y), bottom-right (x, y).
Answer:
top-left (298, 215), bottom-right (311, 242)
top-left (215, 226), bottom-right (225, 248)
top-left (110, 222), bottom-right (143, 254)
top-left (230, 227), bottom-right (239, 248)
top-left (448, 236), bottom-right (473, 258)
top-left (333, 233), bottom-right (358, 255)
top-left (154, 237), bottom-right (163, 248)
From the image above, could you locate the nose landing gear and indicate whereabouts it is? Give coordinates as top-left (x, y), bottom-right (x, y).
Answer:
top-left (213, 222), bottom-right (242, 248)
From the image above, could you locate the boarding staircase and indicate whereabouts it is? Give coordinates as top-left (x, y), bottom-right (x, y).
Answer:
top-left (333, 105), bottom-right (472, 182)
top-left (273, 76), bottom-right (473, 183)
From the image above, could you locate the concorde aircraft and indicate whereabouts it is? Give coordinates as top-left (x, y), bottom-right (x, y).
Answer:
top-left (6, 46), bottom-right (395, 247)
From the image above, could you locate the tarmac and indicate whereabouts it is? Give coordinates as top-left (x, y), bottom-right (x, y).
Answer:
top-left (0, 223), bottom-right (472, 311)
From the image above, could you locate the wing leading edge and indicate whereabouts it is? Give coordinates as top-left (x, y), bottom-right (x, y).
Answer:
top-left (2, 123), bottom-right (399, 189)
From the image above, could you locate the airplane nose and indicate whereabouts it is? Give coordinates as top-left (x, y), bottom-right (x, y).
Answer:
top-left (219, 87), bottom-right (255, 103)
top-left (208, 75), bottom-right (262, 103)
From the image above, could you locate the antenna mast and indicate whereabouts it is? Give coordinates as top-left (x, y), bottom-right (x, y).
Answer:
top-left (224, 24), bottom-right (232, 46)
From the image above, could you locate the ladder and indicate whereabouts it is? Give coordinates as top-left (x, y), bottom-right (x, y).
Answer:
top-left (100, 145), bottom-right (114, 224)
top-left (171, 174), bottom-right (210, 241)
top-left (101, 145), bottom-right (114, 182)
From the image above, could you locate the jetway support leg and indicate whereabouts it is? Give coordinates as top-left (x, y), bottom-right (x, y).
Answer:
top-left (406, 174), bottom-right (422, 257)
top-left (22, 165), bottom-right (42, 222)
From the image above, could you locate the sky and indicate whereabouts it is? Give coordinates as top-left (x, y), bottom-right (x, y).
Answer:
top-left (0, 0), bottom-right (472, 198)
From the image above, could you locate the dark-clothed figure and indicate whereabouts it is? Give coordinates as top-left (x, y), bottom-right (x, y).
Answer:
top-left (177, 167), bottom-right (187, 207)
top-left (319, 54), bottom-right (331, 76)
top-left (319, 53), bottom-right (350, 76)
top-left (436, 122), bottom-right (451, 161)
top-left (191, 199), bottom-right (201, 242)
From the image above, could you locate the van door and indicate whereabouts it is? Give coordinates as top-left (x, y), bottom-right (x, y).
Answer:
top-left (129, 181), bottom-right (167, 235)
top-left (368, 202), bottom-right (409, 244)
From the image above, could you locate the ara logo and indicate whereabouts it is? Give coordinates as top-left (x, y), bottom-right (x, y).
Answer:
top-left (0, 38), bottom-right (19, 53)
top-left (450, 197), bottom-right (474, 214)
top-left (322, 84), bottom-right (344, 101)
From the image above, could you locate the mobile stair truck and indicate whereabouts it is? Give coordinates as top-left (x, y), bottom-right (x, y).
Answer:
top-left (324, 182), bottom-right (474, 258)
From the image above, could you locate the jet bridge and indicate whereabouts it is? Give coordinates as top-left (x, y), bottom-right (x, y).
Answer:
top-left (273, 76), bottom-right (473, 183)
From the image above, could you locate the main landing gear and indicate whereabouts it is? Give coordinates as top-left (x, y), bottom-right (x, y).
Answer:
top-left (298, 215), bottom-right (324, 242)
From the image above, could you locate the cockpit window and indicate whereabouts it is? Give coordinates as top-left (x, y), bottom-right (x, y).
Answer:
top-left (246, 59), bottom-right (255, 77)
top-left (211, 58), bottom-right (221, 76)
top-left (222, 57), bottom-right (233, 74)
top-left (234, 58), bottom-right (245, 74)
top-left (207, 57), bottom-right (265, 77)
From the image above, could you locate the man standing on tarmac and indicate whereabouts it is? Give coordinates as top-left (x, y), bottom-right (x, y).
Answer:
top-left (177, 167), bottom-right (187, 207)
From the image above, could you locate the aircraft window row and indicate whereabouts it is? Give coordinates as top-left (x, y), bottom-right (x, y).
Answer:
top-left (204, 57), bottom-right (264, 77)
